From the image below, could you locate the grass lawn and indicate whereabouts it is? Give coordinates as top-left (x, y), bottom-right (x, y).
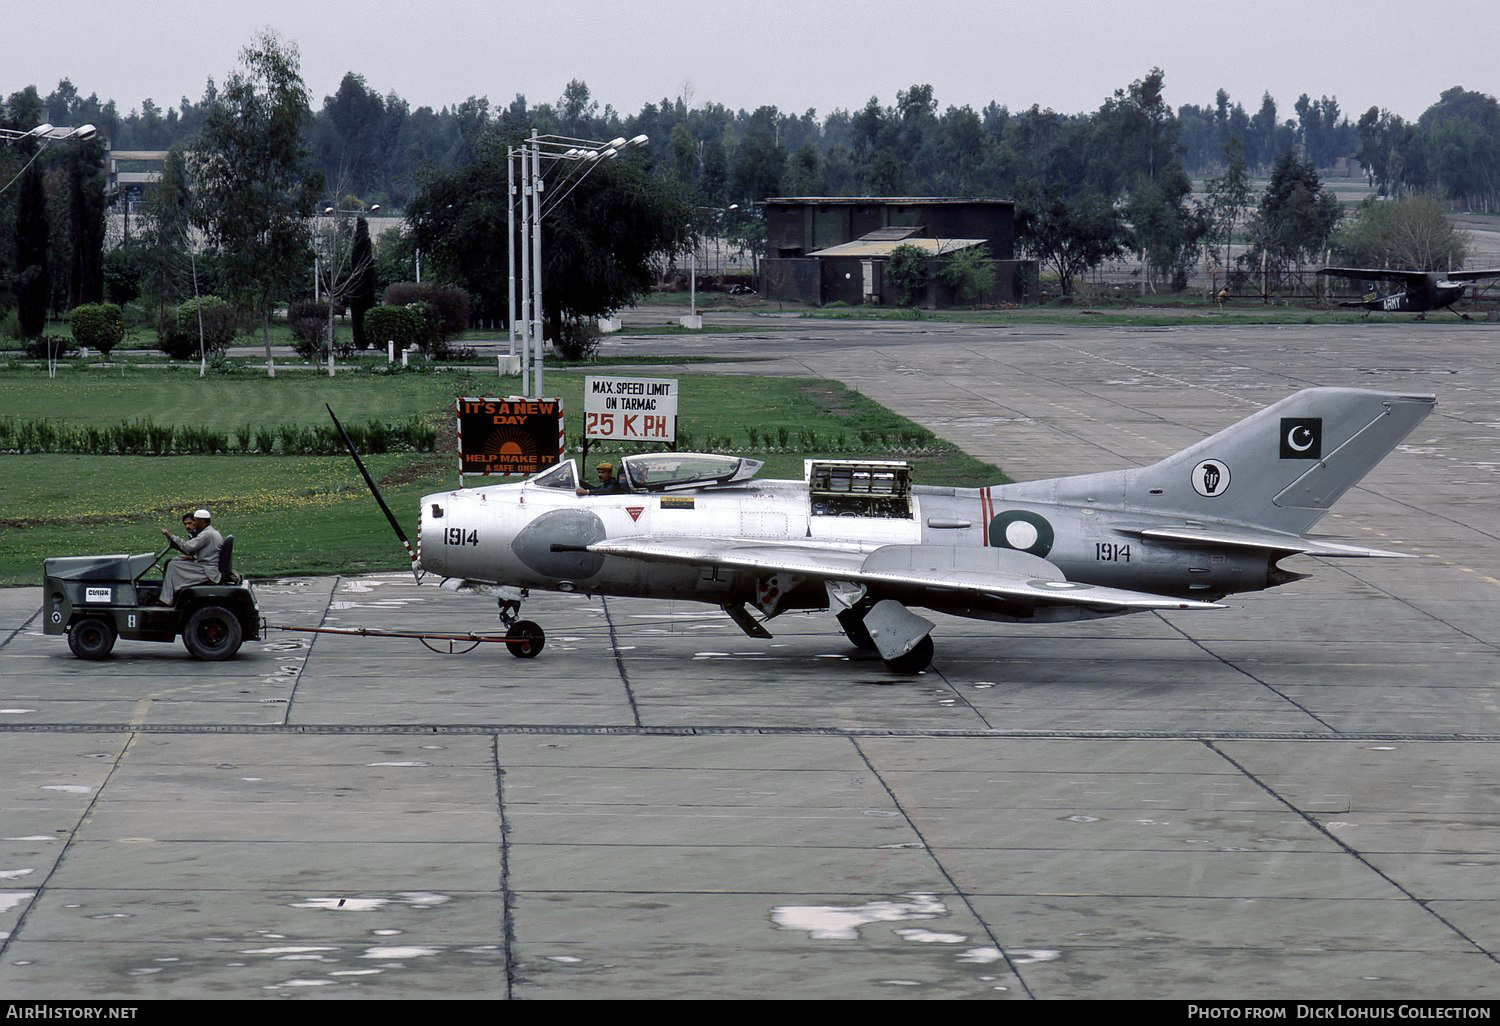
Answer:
top-left (0, 366), bottom-right (1004, 586)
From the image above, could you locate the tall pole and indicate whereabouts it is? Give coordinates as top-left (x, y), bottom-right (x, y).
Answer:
top-left (531, 131), bottom-right (546, 399)
top-left (519, 146), bottom-right (532, 396)
top-left (506, 148), bottom-right (516, 364)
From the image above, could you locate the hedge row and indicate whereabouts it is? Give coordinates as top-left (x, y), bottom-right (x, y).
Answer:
top-left (0, 416), bottom-right (437, 456)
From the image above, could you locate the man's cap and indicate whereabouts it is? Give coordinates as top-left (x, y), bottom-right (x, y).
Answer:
top-left (194, 508), bottom-right (212, 520)
top-left (596, 462), bottom-right (613, 472)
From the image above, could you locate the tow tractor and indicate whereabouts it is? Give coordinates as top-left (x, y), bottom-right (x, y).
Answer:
top-left (43, 537), bottom-right (259, 660)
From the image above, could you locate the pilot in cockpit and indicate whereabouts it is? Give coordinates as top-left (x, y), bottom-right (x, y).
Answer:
top-left (576, 461), bottom-right (628, 495)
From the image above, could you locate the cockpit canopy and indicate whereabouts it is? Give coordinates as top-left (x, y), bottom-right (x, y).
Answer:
top-left (526, 453), bottom-right (764, 493)
top-left (529, 460), bottom-right (579, 490)
top-left (619, 453), bottom-right (764, 491)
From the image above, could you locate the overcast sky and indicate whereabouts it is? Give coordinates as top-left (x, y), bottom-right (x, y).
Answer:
top-left (7, 0), bottom-right (1496, 124)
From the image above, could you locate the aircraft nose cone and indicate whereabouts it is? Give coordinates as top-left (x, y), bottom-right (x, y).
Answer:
top-left (512, 509), bottom-right (607, 579)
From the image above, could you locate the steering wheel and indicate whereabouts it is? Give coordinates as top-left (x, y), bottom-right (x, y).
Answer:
top-left (135, 545), bottom-right (176, 584)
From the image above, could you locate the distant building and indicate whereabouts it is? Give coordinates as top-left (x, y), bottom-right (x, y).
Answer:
top-left (106, 147), bottom-right (167, 215)
top-left (760, 196), bottom-right (1034, 307)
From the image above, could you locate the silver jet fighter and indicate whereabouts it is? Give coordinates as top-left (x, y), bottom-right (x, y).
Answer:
top-left (409, 387), bottom-right (1434, 673)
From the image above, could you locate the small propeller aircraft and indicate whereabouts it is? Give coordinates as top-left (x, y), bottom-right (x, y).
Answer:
top-left (334, 387), bottom-right (1434, 673)
top-left (1316, 266), bottom-right (1500, 319)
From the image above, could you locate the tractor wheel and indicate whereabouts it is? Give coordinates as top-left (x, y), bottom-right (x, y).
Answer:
top-left (182, 605), bottom-right (243, 661)
top-left (506, 620), bottom-right (545, 659)
top-left (68, 617), bottom-right (117, 660)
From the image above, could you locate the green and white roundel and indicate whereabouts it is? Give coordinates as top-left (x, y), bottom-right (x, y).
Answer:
top-left (989, 510), bottom-right (1055, 557)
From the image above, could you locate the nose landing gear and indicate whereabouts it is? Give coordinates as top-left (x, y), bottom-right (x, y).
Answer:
top-left (498, 590), bottom-right (545, 659)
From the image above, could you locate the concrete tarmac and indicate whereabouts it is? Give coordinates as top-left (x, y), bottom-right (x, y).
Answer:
top-left (2, 319), bottom-right (1498, 1000)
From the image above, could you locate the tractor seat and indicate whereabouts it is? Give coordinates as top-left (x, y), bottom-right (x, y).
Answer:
top-left (218, 535), bottom-right (241, 585)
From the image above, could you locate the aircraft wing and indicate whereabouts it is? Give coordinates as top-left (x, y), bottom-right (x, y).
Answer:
top-left (1316, 266), bottom-right (1429, 284)
top-left (1442, 269), bottom-right (1500, 282)
top-left (585, 538), bottom-right (1222, 611)
top-left (1111, 524), bottom-right (1415, 558)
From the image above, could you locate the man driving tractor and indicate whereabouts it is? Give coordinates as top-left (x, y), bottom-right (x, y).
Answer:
top-left (157, 508), bottom-right (224, 604)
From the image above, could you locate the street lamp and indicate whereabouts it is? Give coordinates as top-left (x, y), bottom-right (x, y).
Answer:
top-left (508, 131), bottom-right (648, 397)
top-left (1, 123), bottom-right (98, 196)
top-left (0, 123), bottom-right (97, 143)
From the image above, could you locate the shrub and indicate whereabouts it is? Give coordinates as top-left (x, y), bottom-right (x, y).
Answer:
top-left (382, 281), bottom-right (469, 335)
top-left (555, 318), bottom-right (601, 361)
top-left (404, 301), bottom-right (468, 359)
top-left (157, 295), bottom-right (236, 360)
top-left (363, 304), bottom-right (425, 352)
top-left (103, 246), bottom-right (143, 306)
top-left (23, 335), bottom-right (74, 360)
top-left (939, 248), bottom-right (998, 307)
top-left (287, 300), bottom-right (354, 360)
top-left (68, 303), bottom-right (126, 357)
top-left (886, 244), bottom-right (930, 308)
top-left (287, 300), bottom-right (325, 356)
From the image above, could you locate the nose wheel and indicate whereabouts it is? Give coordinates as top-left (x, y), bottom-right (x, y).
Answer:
top-left (505, 620), bottom-right (545, 658)
top-left (497, 591), bottom-right (544, 659)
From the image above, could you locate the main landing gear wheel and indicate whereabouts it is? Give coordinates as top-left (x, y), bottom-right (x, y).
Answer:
top-left (506, 620), bottom-right (545, 659)
top-left (836, 603), bottom-right (877, 650)
top-left (182, 604), bottom-right (243, 661)
top-left (68, 617), bottom-right (117, 660)
top-left (884, 635), bottom-right (934, 674)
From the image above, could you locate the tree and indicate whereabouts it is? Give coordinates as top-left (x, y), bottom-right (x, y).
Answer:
top-left (349, 217), bottom-right (376, 349)
top-left (312, 73), bottom-right (389, 204)
top-left (1418, 88), bottom-right (1500, 211)
top-left (65, 137), bottom-right (107, 307)
top-left (138, 150), bottom-right (196, 311)
top-left (1357, 107), bottom-right (1407, 196)
top-left (191, 30), bottom-right (320, 376)
top-left (730, 107), bottom-right (786, 206)
top-left (886, 244), bottom-right (929, 307)
top-left (939, 246), bottom-right (997, 307)
top-left (1332, 193), bottom-right (1470, 271)
top-left (407, 131), bottom-right (696, 337)
top-left (532, 156), bottom-right (697, 332)
top-left (1203, 137), bottom-right (1252, 287)
top-left (1017, 191), bottom-right (1131, 296)
top-left (14, 161), bottom-right (49, 339)
top-left (724, 211), bottom-right (767, 274)
top-left (1242, 151), bottom-right (1343, 294)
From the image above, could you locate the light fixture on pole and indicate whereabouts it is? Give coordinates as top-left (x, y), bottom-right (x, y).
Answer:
top-left (1, 123), bottom-right (99, 196)
top-left (507, 131), bottom-right (648, 398)
top-left (0, 123), bottom-right (97, 143)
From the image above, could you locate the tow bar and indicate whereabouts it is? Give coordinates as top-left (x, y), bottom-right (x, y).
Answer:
top-left (266, 622), bottom-right (545, 658)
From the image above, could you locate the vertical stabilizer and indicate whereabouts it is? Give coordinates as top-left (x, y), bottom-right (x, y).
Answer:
top-left (1003, 388), bottom-right (1435, 535)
